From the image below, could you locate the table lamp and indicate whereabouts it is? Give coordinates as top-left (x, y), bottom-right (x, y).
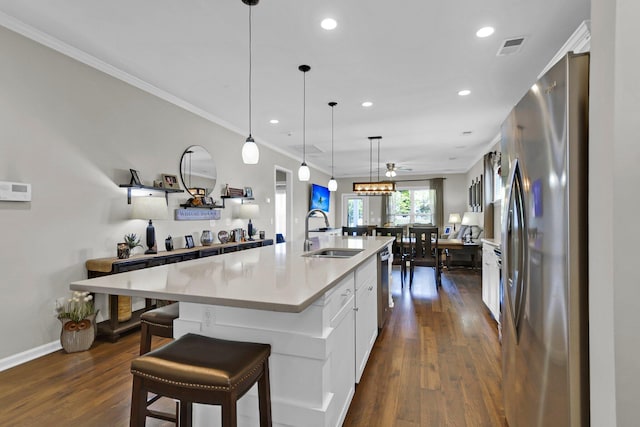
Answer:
top-left (461, 211), bottom-right (481, 243)
top-left (238, 203), bottom-right (260, 240)
top-left (448, 213), bottom-right (461, 231)
top-left (131, 195), bottom-right (169, 254)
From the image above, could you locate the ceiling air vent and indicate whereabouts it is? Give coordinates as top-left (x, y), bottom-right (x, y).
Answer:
top-left (293, 144), bottom-right (324, 155)
top-left (497, 37), bottom-right (525, 56)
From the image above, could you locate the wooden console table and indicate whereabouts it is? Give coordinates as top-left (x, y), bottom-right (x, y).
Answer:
top-left (86, 238), bottom-right (273, 341)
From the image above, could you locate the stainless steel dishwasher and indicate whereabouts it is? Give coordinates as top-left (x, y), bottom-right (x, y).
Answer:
top-left (377, 246), bottom-right (391, 330)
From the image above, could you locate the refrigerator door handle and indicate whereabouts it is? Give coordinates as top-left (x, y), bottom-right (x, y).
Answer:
top-left (504, 158), bottom-right (527, 341)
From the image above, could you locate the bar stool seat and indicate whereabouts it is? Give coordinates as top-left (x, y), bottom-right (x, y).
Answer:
top-left (139, 302), bottom-right (179, 355)
top-left (130, 333), bottom-right (272, 427)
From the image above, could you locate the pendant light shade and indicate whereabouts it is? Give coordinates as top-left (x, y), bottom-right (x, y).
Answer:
top-left (298, 64), bottom-right (311, 181)
top-left (242, 0), bottom-right (260, 164)
top-left (298, 163), bottom-right (311, 181)
top-left (327, 101), bottom-right (338, 191)
top-left (242, 136), bottom-right (259, 164)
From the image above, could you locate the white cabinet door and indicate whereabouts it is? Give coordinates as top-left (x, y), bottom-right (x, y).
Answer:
top-left (482, 244), bottom-right (500, 323)
top-left (329, 286), bottom-right (355, 427)
top-left (354, 257), bottom-right (378, 383)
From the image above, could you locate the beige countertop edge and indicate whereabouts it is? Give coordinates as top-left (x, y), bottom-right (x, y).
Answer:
top-left (481, 238), bottom-right (501, 247)
top-left (71, 236), bottom-right (394, 314)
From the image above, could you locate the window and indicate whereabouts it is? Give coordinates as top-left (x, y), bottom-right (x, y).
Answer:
top-left (389, 188), bottom-right (436, 225)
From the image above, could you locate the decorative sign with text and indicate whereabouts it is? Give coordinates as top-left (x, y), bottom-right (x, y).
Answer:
top-left (174, 208), bottom-right (221, 221)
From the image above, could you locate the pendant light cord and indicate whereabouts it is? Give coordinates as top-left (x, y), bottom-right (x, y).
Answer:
top-left (302, 70), bottom-right (306, 162)
top-left (369, 138), bottom-right (372, 182)
top-left (248, 5), bottom-right (253, 137)
top-left (377, 138), bottom-right (381, 182)
top-left (331, 105), bottom-right (334, 176)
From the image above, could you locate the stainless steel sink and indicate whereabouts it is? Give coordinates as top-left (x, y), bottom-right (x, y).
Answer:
top-left (301, 248), bottom-right (364, 258)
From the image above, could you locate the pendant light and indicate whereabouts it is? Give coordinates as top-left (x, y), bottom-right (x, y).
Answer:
top-left (241, 0), bottom-right (260, 164)
top-left (327, 101), bottom-right (338, 191)
top-left (298, 64), bottom-right (311, 181)
top-left (353, 136), bottom-right (396, 195)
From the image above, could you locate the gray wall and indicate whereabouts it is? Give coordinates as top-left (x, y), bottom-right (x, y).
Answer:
top-left (0, 25), bottom-right (331, 359)
top-left (589, 0), bottom-right (640, 425)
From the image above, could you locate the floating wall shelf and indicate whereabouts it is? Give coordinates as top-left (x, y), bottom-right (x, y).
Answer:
top-left (119, 184), bottom-right (184, 204)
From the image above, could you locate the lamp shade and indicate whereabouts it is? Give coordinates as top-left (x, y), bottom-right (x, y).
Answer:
top-left (461, 211), bottom-right (481, 226)
top-left (131, 196), bottom-right (168, 220)
top-left (238, 203), bottom-right (260, 219)
top-left (448, 213), bottom-right (461, 225)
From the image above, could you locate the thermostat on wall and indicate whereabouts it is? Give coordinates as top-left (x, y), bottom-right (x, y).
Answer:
top-left (0, 181), bottom-right (31, 201)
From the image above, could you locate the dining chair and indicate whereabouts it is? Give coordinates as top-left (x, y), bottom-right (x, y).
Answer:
top-left (374, 226), bottom-right (406, 287)
top-left (407, 226), bottom-right (440, 288)
top-left (342, 226), bottom-right (369, 236)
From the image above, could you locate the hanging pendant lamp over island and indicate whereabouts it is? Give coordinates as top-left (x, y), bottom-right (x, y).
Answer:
top-left (241, 0), bottom-right (260, 164)
top-left (353, 136), bottom-right (396, 195)
top-left (298, 64), bottom-right (311, 181)
top-left (328, 101), bottom-right (338, 191)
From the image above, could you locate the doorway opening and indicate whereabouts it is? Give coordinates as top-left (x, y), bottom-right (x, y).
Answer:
top-left (274, 166), bottom-right (293, 241)
top-left (342, 194), bottom-right (369, 227)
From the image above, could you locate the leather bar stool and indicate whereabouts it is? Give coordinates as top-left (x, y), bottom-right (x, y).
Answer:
top-left (130, 332), bottom-right (272, 427)
top-left (139, 302), bottom-right (179, 355)
top-left (139, 303), bottom-right (180, 423)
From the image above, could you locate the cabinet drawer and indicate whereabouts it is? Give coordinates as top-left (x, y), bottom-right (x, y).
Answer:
top-left (355, 257), bottom-right (377, 290)
top-left (326, 275), bottom-right (355, 326)
top-left (114, 261), bottom-right (147, 273)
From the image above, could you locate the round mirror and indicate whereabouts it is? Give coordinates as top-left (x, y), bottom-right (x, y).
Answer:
top-left (180, 145), bottom-right (217, 197)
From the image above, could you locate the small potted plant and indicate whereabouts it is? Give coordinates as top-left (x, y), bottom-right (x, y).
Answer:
top-left (121, 233), bottom-right (143, 258)
top-left (56, 291), bottom-right (98, 353)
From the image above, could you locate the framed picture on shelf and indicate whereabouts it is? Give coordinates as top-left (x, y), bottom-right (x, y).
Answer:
top-left (185, 235), bottom-right (195, 248)
top-left (162, 174), bottom-right (180, 189)
top-left (129, 169), bottom-right (142, 186)
top-left (202, 196), bottom-right (214, 206)
top-left (244, 187), bottom-right (253, 198)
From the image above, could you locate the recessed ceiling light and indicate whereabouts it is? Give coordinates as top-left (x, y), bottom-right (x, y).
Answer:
top-left (321, 18), bottom-right (337, 30)
top-left (269, 119), bottom-right (279, 124)
top-left (458, 89), bottom-right (471, 96)
top-left (361, 101), bottom-right (373, 107)
top-left (476, 26), bottom-right (495, 38)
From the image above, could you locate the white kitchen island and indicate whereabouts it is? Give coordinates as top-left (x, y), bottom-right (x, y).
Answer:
top-left (71, 235), bottom-right (393, 427)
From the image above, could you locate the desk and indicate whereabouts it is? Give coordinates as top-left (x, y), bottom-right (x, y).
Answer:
top-left (438, 239), bottom-right (480, 269)
top-left (402, 238), bottom-right (480, 284)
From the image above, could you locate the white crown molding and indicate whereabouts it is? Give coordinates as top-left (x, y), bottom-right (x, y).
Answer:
top-left (0, 11), bottom-right (331, 176)
top-left (0, 340), bottom-right (61, 372)
top-left (538, 20), bottom-right (591, 79)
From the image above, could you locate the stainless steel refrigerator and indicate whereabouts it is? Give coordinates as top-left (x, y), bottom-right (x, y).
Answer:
top-left (501, 52), bottom-right (589, 427)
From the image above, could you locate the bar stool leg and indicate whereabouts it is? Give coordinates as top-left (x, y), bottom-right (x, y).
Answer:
top-left (130, 377), bottom-right (147, 427)
top-left (258, 360), bottom-right (272, 426)
top-left (221, 394), bottom-right (237, 427)
top-left (179, 401), bottom-right (192, 426)
top-left (139, 322), bottom-right (152, 355)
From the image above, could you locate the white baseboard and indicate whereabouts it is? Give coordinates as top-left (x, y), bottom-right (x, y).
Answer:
top-left (0, 340), bottom-right (61, 372)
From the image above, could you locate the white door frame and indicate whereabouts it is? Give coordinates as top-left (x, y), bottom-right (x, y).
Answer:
top-left (274, 166), bottom-right (293, 240)
top-left (341, 193), bottom-right (369, 227)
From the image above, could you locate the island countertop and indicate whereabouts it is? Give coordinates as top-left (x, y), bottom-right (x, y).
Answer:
top-left (71, 236), bottom-right (393, 313)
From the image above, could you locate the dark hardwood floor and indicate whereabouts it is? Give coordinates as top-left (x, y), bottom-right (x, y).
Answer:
top-left (344, 267), bottom-right (506, 427)
top-left (0, 267), bottom-right (505, 426)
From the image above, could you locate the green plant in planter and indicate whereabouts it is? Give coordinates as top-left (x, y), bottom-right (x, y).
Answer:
top-left (124, 233), bottom-right (143, 250)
